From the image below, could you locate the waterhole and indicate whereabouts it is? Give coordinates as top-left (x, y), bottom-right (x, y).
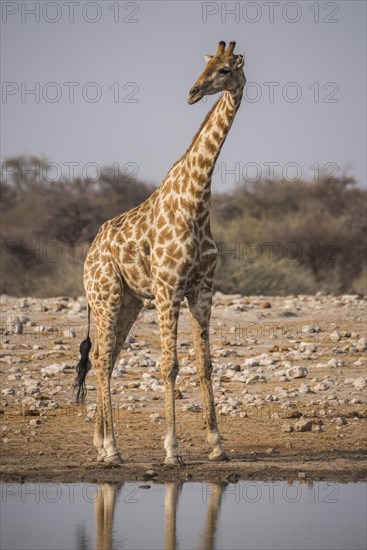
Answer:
top-left (1, 481), bottom-right (366, 549)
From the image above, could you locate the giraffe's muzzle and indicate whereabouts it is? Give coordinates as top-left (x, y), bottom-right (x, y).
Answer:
top-left (188, 86), bottom-right (202, 105)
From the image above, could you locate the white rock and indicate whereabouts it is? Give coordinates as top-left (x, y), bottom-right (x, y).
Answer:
top-left (47, 401), bottom-right (60, 410)
top-left (151, 383), bottom-right (164, 392)
top-left (275, 386), bottom-right (288, 398)
top-left (328, 358), bottom-right (343, 368)
top-left (68, 302), bottom-right (84, 315)
top-left (286, 366), bottom-right (308, 379)
top-left (329, 331), bottom-right (341, 343)
top-left (243, 358), bottom-right (260, 368)
top-left (227, 397), bottom-right (242, 408)
top-left (353, 377), bottom-right (367, 390)
top-left (182, 403), bottom-right (202, 412)
top-left (180, 366), bottom-right (196, 375)
top-left (312, 425), bottom-right (323, 433)
top-left (314, 380), bottom-right (333, 391)
top-left (1, 356), bottom-right (21, 365)
top-left (299, 342), bottom-right (317, 353)
top-left (8, 374), bottom-right (21, 381)
top-left (1, 388), bottom-right (15, 396)
top-left (356, 337), bottom-right (367, 352)
top-left (41, 363), bottom-right (66, 376)
top-left (24, 381), bottom-right (41, 395)
top-left (63, 328), bottom-right (76, 338)
top-left (265, 394), bottom-right (278, 402)
top-left (294, 419), bottom-right (313, 432)
top-left (245, 374), bottom-right (267, 384)
top-left (302, 325), bottom-right (320, 333)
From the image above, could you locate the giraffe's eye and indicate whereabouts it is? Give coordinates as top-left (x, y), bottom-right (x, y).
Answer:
top-left (219, 68), bottom-right (230, 75)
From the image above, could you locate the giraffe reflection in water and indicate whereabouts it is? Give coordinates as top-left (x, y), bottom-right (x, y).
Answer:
top-left (94, 482), bottom-right (227, 550)
top-left (94, 484), bottom-right (120, 550)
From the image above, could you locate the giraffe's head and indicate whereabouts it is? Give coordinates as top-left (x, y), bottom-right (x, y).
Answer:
top-left (188, 41), bottom-right (246, 105)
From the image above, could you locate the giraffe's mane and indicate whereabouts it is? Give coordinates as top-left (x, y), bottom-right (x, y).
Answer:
top-left (187, 97), bottom-right (221, 153)
top-left (167, 97), bottom-right (221, 174)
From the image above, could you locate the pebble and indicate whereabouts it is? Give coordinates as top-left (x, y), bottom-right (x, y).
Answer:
top-left (41, 364), bottom-right (66, 376)
top-left (281, 424), bottom-right (294, 433)
top-left (294, 419), bottom-right (313, 432)
top-left (67, 301), bottom-right (85, 315)
top-left (328, 358), bottom-right (343, 368)
top-left (314, 380), bottom-right (333, 392)
top-left (299, 342), bottom-right (317, 353)
top-left (311, 425), bottom-right (323, 433)
top-left (353, 377), bottom-right (367, 390)
top-left (286, 366), bottom-right (308, 380)
top-left (275, 387), bottom-right (288, 398)
top-left (1, 388), bottom-right (15, 396)
top-left (245, 374), bottom-right (267, 384)
top-left (143, 469), bottom-right (157, 479)
top-left (302, 325), bottom-right (320, 334)
top-left (329, 331), bottom-right (341, 343)
top-left (182, 403), bottom-right (202, 412)
top-left (149, 413), bottom-right (162, 422)
top-left (334, 417), bottom-right (347, 426)
top-left (356, 337), bottom-right (367, 352)
top-left (298, 383), bottom-right (311, 395)
top-left (63, 328), bottom-right (76, 339)
top-left (29, 419), bottom-right (41, 427)
top-left (24, 380), bottom-right (41, 395)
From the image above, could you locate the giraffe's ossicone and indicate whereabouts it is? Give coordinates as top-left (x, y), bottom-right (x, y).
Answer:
top-left (74, 41), bottom-right (246, 465)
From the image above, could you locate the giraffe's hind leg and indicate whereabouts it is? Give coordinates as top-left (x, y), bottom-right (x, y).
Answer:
top-left (92, 289), bottom-right (142, 463)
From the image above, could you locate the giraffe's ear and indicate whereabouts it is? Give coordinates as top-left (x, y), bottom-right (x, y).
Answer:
top-left (236, 53), bottom-right (245, 68)
top-left (204, 55), bottom-right (213, 63)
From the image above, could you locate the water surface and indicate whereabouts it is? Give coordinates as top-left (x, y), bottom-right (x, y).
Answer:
top-left (1, 481), bottom-right (366, 550)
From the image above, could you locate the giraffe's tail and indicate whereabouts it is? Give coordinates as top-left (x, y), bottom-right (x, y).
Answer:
top-left (73, 303), bottom-right (92, 403)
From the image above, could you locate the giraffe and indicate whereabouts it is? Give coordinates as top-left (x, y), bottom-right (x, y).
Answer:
top-left (74, 40), bottom-right (246, 466)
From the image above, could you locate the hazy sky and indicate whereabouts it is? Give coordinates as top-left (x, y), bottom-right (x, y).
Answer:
top-left (1, 0), bottom-right (366, 192)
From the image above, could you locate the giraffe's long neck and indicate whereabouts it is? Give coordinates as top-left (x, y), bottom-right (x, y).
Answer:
top-left (184, 87), bottom-right (244, 206)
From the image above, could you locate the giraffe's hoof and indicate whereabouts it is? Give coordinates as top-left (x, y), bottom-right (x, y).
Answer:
top-left (209, 450), bottom-right (230, 462)
top-left (164, 455), bottom-right (185, 467)
top-left (105, 452), bottom-right (124, 465)
top-left (97, 450), bottom-right (107, 462)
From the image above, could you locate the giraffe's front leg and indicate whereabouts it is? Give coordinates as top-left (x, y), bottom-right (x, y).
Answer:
top-left (188, 291), bottom-right (229, 462)
top-left (156, 291), bottom-right (184, 466)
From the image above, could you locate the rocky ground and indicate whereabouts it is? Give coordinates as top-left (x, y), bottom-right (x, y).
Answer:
top-left (0, 293), bottom-right (366, 483)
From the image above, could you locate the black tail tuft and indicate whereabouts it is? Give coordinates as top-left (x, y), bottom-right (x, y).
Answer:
top-left (74, 336), bottom-right (92, 403)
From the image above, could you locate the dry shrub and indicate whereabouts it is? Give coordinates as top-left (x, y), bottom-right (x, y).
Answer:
top-left (1, 157), bottom-right (366, 296)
